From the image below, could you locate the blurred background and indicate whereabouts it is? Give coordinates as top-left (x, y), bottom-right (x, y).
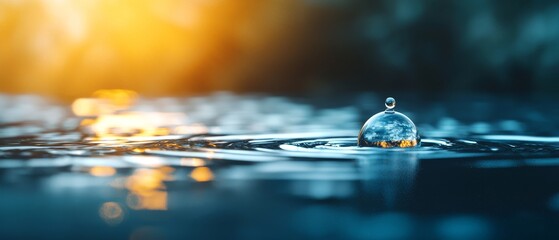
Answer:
top-left (1, 0), bottom-right (559, 101)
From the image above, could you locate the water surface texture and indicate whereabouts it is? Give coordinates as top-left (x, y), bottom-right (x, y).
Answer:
top-left (1, 93), bottom-right (559, 240)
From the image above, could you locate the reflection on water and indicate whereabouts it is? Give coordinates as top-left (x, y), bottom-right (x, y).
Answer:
top-left (99, 202), bottom-right (125, 226)
top-left (190, 167), bottom-right (214, 182)
top-left (72, 89), bottom-right (204, 139)
top-left (1, 92), bottom-right (559, 239)
top-left (124, 167), bottom-right (172, 211)
top-left (89, 166), bottom-right (116, 177)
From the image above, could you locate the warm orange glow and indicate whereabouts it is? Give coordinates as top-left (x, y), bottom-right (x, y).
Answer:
top-left (71, 89), bottom-right (136, 116)
top-left (127, 191), bottom-right (167, 211)
top-left (126, 169), bottom-right (167, 192)
top-left (378, 141), bottom-right (390, 148)
top-left (398, 139), bottom-right (418, 148)
top-left (72, 98), bottom-right (110, 116)
top-left (0, 0), bottom-right (302, 100)
top-left (79, 118), bottom-right (96, 126)
top-left (132, 148), bottom-right (145, 153)
top-left (0, 0), bottom-right (312, 100)
top-left (93, 89), bottom-right (137, 107)
top-left (376, 140), bottom-right (418, 148)
top-left (90, 166), bottom-right (117, 177)
top-left (191, 167), bottom-right (214, 182)
top-left (124, 168), bottom-right (173, 211)
top-left (99, 202), bottom-right (124, 225)
top-left (87, 112), bottom-right (186, 139)
top-left (72, 89), bottom-right (207, 140)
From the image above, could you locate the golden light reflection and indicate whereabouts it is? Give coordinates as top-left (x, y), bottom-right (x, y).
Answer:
top-left (72, 89), bottom-right (137, 116)
top-left (398, 139), bottom-right (418, 148)
top-left (87, 111), bottom-right (188, 139)
top-left (124, 167), bottom-right (174, 210)
top-left (79, 118), bottom-right (96, 126)
top-left (89, 166), bottom-right (117, 177)
top-left (72, 98), bottom-right (110, 117)
top-left (90, 112), bottom-right (179, 138)
top-left (376, 140), bottom-right (418, 148)
top-left (127, 191), bottom-right (167, 211)
top-left (99, 202), bottom-right (124, 225)
top-left (71, 89), bottom-right (209, 140)
top-left (132, 148), bottom-right (145, 153)
top-left (190, 167), bottom-right (214, 182)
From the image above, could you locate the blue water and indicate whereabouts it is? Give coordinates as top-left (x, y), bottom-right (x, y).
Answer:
top-left (1, 93), bottom-right (559, 239)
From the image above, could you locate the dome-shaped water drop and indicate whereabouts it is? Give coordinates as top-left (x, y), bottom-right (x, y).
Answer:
top-left (358, 97), bottom-right (420, 148)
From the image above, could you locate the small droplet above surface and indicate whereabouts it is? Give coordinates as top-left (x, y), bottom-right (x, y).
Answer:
top-left (385, 97), bottom-right (396, 110)
top-left (358, 97), bottom-right (420, 148)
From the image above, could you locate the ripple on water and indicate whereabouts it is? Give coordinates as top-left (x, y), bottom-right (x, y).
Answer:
top-left (1, 94), bottom-right (559, 179)
top-left (2, 133), bottom-right (559, 170)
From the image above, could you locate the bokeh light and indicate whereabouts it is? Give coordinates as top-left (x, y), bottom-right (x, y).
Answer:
top-left (0, 0), bottom-right (303, 100)
top-left (124, 167), bottom-right (174, 210)
top-left (190, 166), bottom-right (214, 182)
top-left (99, 202), bottom-right (124, 225)
top-left (89, 166), bottom-right (117, 177)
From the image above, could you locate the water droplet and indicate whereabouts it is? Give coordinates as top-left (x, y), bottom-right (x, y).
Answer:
top-left (385, 97), bottom-right (396, 110)
top-left (358, 97), bottom-right (420, 148)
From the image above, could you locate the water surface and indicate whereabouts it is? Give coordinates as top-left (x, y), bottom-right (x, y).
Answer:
top-left (1, 93), bottom-right (559, 240)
